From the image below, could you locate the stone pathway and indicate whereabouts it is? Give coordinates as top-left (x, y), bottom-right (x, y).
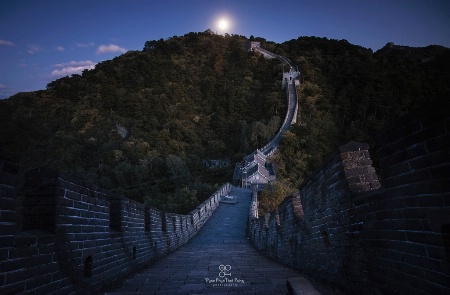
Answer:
top-left (104, 187), bottom-right (303, 294)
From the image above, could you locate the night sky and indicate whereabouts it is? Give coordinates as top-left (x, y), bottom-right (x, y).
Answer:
top-left (1, 0), bottom-right (450, 98)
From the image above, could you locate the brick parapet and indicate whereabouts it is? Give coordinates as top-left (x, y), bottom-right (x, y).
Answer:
top-left (248, 100), bottom-right (450, 294)
top-left (0, 154), bottom-right (232, 295)
top-left (0, 150), bottom-right (20, 250)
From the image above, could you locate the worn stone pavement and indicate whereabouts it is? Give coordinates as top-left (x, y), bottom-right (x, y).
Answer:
top-left (104, 187), bottom-right (303, 295)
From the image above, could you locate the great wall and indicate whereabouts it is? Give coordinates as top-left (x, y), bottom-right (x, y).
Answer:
top-left (1, 44), bottom-right (449, 294)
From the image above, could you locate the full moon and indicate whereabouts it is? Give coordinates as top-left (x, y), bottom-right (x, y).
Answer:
top-left (218, 19), bottom-right (229, 31)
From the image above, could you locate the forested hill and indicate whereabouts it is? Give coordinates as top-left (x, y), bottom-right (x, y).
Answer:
top-left (0, 32), bottom-right (284, 213)
top-left (269, 37), bottom-right (450, 189)
top-left (1, 32), bottom-right (449, 214)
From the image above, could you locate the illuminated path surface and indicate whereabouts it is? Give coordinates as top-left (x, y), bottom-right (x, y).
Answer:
top-left (105, 187), bottom-right (302, 294)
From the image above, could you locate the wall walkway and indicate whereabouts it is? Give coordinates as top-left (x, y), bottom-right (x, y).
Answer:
top-left (255, 46), bottom-right (300, 157)
top-left (105, 187), bottom-right (304, 294)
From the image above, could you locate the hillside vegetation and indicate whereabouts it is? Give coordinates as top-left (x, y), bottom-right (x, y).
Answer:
top-left (1, 33), bottom-right (449, 214)
top-left (0, 32), bottom-right (283, 213)
top-left (272, 38), bottom-right (450, 186)
top-left (259, 37), bottom-right (450, 215)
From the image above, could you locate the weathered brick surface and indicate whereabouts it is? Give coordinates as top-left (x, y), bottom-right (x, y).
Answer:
top-left (0, 150), bottom-right (232, 294)
top-left (249, 101), bottom-right (450, 294)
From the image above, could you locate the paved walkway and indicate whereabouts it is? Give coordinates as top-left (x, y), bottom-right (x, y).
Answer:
top-left (105, 187), bottom-right (302, 294)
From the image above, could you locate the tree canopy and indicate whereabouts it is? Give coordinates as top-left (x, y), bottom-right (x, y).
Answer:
top-left (1, 34), bottom-right (449, 214)
top-left (0, 32), bottom-right (284, 212)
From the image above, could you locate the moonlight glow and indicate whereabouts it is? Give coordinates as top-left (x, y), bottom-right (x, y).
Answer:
top-left (217, 18), bottom-right (229, 31)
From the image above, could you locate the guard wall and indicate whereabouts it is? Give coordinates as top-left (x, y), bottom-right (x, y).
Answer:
top-left (249, 100), bottom-right (450, 294)
top-left (0, 159), bottom-right (231, 295)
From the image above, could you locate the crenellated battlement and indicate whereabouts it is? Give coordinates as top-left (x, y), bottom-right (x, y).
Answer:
top-left (248, 99), bottom-right (450, 294)
top-left (0, 157), bottom-right (231, 294)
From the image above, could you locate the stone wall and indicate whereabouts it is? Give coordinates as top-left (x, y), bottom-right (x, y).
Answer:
top-left (248, 100), bottom-right (450, 294)
top-left (0, 158), bottom-right (232, 295)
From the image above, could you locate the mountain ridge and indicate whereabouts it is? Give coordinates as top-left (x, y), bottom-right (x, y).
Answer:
top-left (1, 32), bottom-right (449, 213)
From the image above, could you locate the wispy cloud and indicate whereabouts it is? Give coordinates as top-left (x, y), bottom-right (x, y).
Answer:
top-left (51, 60), bottom-right (96, 77)
top-left (96, 44), bottom-right (127, 54)
top-left (27, 44), bottom-right (41, 54)
top-left (0, 84), bottom-right (12, 99)
top-left (17, 59), bottom-right (27, 68)
top-left (55, 46), bottom-right (65, 52)
top-left (76, 42), bottom-right (95, 48)
top-left (0, 40), bottom-right (14, 46)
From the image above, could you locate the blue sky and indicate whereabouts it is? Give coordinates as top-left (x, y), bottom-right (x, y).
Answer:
top-left (1, 0), bottom-right (450, 98)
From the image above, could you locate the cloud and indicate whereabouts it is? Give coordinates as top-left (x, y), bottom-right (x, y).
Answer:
top-left (76, 42), bottom-right (95, 48)
top-left (17, 59), bottom-right (27, 67)
top-left (51, 60), bottom-right (97, 77)
top-left (0, 40), bottom-right (14, 46)
top-left (0, 84), bottom-right (6, 88)
top-left (96, 44), bottom-right (127, 54)
top-left (27, 44), bottom-right (41, 54)
top-left (55, 46), bottom-right (65, 52)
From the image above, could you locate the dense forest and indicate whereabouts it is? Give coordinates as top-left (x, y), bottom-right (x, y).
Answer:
top-left (1, 32), bottom-right (449, 215)
top-left (271, 38), bottom-right (450, 185)
top-left (0, 32), bottom-right (284, 214)
top-left (258, 38), bottom-right (450, 215)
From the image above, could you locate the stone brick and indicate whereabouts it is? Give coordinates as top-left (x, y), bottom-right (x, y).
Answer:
top-left (63, 189), bottom-right (83, 202)
top-left (5, 268), bottom-right (34, 284)
top-left (390, 219), bottom-right (423, 231)
top-left (389, 240), bottom-right (427, 256)
top-left (386, 162), bottom-right (411, 178)
top-left (0, 185), bottom-right (17, 200)
top-left (423, 269), bottom-right (450, 287)
top-left (403, 273), bottom-right (444, 294)
top-left (375, 209), bottom-right (404, 220)
top-left (406, 231), bottom-right (443, 247)
top-left (0, 162), bottom-right (19, 175)
top-left (0, 222), bottom-right (16, 235)
top-left (395, 169), bottom-right (432, 186)
top-left (414, 179), bottom-right (450, 195)
top-left (1, 257), bottom-right (27, 272)
top-left (9, 246), bottom-right (39, 259)
top-left (425, 246), bottom-right (447, 261)
top-left (24, 273), bottom-right (53, 291)
top-left (33, 281), bottom-right (61, 295)
top-left (429, 163), bottom-right (450, 179)
top-left (403, 208), bottom-right (429, 219)
top-left (404, 195), bottom-right (443, 207)
top-left (0, 282), bottom-right (26, 294)
top-left (0, 171), bottom-right (17, 186)
top-left (426, 133), bottom-right (450, 152)
top-left (410, 150), bottom-right (448, 170)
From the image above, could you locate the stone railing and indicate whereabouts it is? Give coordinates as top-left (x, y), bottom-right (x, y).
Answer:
top-left (248, 98), bottom-right (450, 294)
top-left (0, 157), bottom-right (232, 295)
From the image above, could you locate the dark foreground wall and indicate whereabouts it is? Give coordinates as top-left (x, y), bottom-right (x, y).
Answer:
top-left (0, 154), bottom-right (231, 295)
top-left (249, 100), bottom-right (450, 294)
